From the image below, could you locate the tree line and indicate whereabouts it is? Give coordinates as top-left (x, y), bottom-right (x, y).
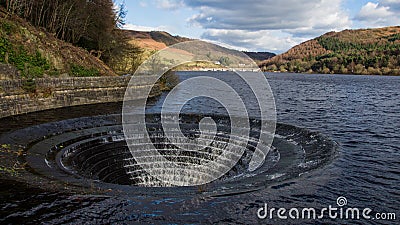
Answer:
top-left (0, 0), bottom-right (138, 72)
top-left (261, 29), bottom-right (400, 75)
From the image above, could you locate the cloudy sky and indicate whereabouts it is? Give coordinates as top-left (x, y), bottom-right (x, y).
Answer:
top-left (115, 0), bottom-right (400, 53)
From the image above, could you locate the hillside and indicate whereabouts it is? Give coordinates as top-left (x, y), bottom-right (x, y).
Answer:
top-left (124, 30), bottom-right (192, 50)
top-left (125, 30), bottom-right (275, 64)
top-left (123, 30), bottom-right (264, 71)
top-left (260, 26), bottom-right (400, 75)
top-left (0, 7), bottom-right (117, 79)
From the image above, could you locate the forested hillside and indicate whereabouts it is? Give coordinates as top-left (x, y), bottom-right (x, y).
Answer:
top-left (0, 0), bottom-right (138, 78)
top-left (260, 27), bottom-right (400, 75)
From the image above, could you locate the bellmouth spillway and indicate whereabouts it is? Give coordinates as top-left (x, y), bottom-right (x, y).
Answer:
top-left (0, 113), bottom-right (338, 196)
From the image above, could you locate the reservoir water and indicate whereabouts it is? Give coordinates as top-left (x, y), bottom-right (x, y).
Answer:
top-left (1, 72), bottom-right (399, 224)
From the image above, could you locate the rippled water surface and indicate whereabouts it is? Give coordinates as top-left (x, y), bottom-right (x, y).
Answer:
top-left (1, 72), bottom-right (399, 224)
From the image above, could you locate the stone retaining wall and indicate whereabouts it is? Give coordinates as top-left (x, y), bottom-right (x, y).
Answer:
top-left (0, 76), bottom-right (160, 118)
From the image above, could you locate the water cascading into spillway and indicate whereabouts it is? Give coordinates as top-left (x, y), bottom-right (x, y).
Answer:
top-left (60, 113), bottom-right (276, 187)
top-left (122, 114), bottom-right (273, 187)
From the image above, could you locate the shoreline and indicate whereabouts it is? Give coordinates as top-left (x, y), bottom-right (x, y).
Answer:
top-left (174, 70), bottom-right (400, 77)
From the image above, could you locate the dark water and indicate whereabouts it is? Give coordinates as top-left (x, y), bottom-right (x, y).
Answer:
top-left (1, 72), bottom-right (399, 224)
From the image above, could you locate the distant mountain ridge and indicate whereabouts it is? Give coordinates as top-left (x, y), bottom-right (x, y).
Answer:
top-left (260, 26), bottom-right (400, 75)
top-left (124, 30), bottom-right (276, 63)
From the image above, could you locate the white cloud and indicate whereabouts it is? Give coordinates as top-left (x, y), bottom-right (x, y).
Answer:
top-left (156, 0), bottom-right (185, 10)
top-left (123, 23), bottom-right (174, 33)
top-left (357, 2), bottom-right (393, 20)
top-left (381, 0), bottom-right (400, 11)
top-left (185, 0), bottom-right (351, 37)
top-left (139, 1), bottom-right (148, 7)
top-left (355, 1), bottom-right (400, 27)
top-left (201, 29), bottom-right (306, 53)
top-left (181, 0), bottom-right (351, 52)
